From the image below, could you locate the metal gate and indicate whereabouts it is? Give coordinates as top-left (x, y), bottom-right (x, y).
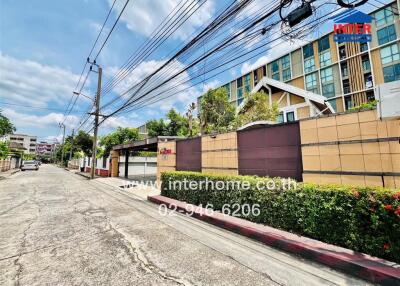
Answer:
top-left (237, 122), bottom-right (303, 181)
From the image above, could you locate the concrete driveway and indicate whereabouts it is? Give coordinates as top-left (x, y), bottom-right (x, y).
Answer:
top-left (0, 165), bottom-right (370, 285)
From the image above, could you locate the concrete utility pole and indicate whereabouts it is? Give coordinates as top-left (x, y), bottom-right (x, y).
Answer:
top-left (59, 123), bottom-right (66, 166)
top-left (90, 65), bottom-right (102, 180)
top-left (69, 129), bottom-right (74, 161)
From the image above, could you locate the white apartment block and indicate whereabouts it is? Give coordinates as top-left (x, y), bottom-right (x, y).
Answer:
top-left (0, 133), bottom-right (38, 154)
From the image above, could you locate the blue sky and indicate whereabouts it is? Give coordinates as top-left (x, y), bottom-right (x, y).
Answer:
top-left (0, 0), bottom-right (390, 142)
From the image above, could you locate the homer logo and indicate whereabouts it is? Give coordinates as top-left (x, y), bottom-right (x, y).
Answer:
top-left (332, 9), bottom-right (373, 43)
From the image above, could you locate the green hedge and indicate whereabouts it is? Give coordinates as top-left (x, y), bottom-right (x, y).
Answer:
top-left (161, 171), bottom-right (400, 263)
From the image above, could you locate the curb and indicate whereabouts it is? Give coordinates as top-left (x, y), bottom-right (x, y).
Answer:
top-left (148, 195), bottom-right (400, 286)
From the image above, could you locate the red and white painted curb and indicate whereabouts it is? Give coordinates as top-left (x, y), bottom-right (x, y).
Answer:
top-left (148, 195), bottom-right (400, 286)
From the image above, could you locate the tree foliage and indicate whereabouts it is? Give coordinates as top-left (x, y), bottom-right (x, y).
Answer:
top-left (73, 130), bottom-right (93, 156)
top-left (199, 88), bottom-right (236, 134)
top-left (236, 92), bottom-right (279, 127)
top-left (0, 141), bottom-right (10, 159)
top-left (0, 110), bottom-right (16, 136)
top-left (98, 127), bottom-right (140, 157)
top-left (146, 108), bottom-right (197, 137)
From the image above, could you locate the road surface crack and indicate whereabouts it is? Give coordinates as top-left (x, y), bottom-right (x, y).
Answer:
top-left (108, 221), bottom-right (194, 286)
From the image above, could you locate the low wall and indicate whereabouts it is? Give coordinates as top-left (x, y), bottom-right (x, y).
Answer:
top-left (300, 109), bottom-right (400, 188)
top-left (0, 159), bottom-right (11, 172)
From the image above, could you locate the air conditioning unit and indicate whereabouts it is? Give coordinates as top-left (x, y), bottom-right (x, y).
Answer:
top-left (376, 81), bottom-right (400, 119)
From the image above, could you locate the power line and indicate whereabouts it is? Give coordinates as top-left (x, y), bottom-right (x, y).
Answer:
top-left (0, 101), bottom-right (86, 112)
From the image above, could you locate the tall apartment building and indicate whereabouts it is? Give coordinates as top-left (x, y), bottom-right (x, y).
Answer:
top-left (0, 134), bottom-right (38, 154)
top-left (200, 2), bottom-right (400, 122)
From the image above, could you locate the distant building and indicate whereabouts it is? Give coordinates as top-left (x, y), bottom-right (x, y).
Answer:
top-left (137, 124), bottom-right (148, 138)
top-left (0, 134), bottom-right (38, 154)
top-left (36, 142), bottom-right (56, 158)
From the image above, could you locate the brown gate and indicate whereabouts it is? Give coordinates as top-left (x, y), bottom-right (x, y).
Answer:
top-left (176, 137), bottom-right (202, 172)
top-left (237, 122), bottom-right (303, 181)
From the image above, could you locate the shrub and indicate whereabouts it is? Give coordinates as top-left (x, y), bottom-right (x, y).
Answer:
top-left (161, 171), bottom-right (400, 263)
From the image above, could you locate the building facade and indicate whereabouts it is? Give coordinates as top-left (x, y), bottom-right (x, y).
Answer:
top-left (36, 142), bottom-right (56, 158)
top-left (0, 134), bottom-right (38, 154)
top-left (204, 2), bottom-right (400, 122)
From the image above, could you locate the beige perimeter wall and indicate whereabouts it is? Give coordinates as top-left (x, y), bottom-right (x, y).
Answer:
top-left (300, 109), bottom-right (400, 188)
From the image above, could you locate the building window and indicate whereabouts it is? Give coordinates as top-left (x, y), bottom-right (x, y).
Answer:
top-left (237, 77), bottom-right (243, 88)
top-left (102, 157), bottom-right (107, 169)
top-left (364, 73), bottom-right (373, 88)
top-left (281, 55), bottom-right (291, 81)
top-left (375, 7), bottom-right (394, 27)
top-left (271, 60), bottom-right (280, 80)
top-left (377, 24), bottom-right (397, 45)
top-left (362, 55), bottom-right (371, 72)
top-left (380, 43), bottom-right (400, 64)
top-left (321, 67), bottom-right (335, 98)
top-left (304, 57), bottom-right (315, 73)
top-left (360, 42), bottom-right (368, 53)
top-left (366, 90), bottom-right (375, 102)
top-left (318, 35), bottom-right (330, 52)
top-left (286, 112), bottom-right (295, 122)
top-left (244, 73), bottom-right (251, 93)
top-left (237, 98), bottom-right (244, 106)
top-left (339, 45), bottom-right (346, 60)
top-left (344, 95), bottom-right (352, 110)
top-left (277, 112), bottom-right (284, 123)
top-left (383, 63), bottom-right (400, 83)
top-left (305, 73), bottom-right (318, 93)
top-left (237, 88), bottom-right (244, 99)
top-left (303, 43), bottom-right (314, 58)
top-left (328, 99), bottom-right (337, 112)
top-left (319, 50), bottom-right (331, 67)
top-left (341, 62), bottom-right (348, 77)
top-left (223, 83), bottom-right (231, 100)
top-left (253, 72), bottom-right (258, 85)
top-left (262, 65), bottom-right (267, 76)
top-left (343, 79), bottom-right (350, 94)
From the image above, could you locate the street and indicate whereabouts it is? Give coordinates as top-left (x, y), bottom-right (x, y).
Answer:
top-left (0, 165), bottom-right (370, 286)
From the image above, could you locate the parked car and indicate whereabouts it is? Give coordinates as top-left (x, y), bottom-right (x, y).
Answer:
top-left (21, 160), bottom-right (39, 171)
top-left (35, 160), bottom-right (42, 166)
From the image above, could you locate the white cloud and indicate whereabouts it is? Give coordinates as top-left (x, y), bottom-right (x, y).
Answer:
top-left (0, 53), bottom-right (86, 107)
top-left (2, 108), bottom-right (79, 130)
top-left (110, 0), bottom-right (215, 41)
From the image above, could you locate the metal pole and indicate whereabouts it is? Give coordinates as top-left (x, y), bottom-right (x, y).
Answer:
top-left (60, 123), bottom-right (66, 166)
top-left (90, 66), bottom-right (102, 179)
top-left (69, 129), bottom-right (74, 161)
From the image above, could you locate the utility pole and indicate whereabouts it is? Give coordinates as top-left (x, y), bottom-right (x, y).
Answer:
top-left (69, 129), bottom-right (75, 161)
top-left (90, 64), bottom-right (102, 179)
top-left (59, 123), bottom-right (66, 166)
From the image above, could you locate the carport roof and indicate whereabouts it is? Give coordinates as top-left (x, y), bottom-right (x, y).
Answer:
top-left (112, 136), bottom-right (183, 151)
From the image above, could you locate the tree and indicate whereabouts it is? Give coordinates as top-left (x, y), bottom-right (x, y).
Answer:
top-left (99, 127), bottom-right (140, 157)
top-left (199, 88), bottom-right (236, 134)
top-left (146, 119), bottom-right (168, 137)
top-left (0, 110), bottom-right (16, 136)
top-left (74, 131), bottom-right (93, 156)
top-left (0, 141), bottom-right (10, 159)
top-left (236, 91), bottom-right (279, 127)
top-left (165, 108), bottom-right (188, 136)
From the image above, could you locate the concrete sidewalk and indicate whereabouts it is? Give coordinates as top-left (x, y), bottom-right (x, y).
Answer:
top-left (0, 168), bottom-right (20, 180)
top-left (148, 195), bottom-right (400, 286)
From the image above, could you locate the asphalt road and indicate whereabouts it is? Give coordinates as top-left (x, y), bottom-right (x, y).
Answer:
top-left (0, 165), bottom-right (371, 286)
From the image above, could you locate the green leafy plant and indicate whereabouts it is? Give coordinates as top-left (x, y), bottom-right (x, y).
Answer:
top-left (349, 100), bottom-right (378, 112)
top-left (236, 92), bottom-right (279, 127)
top-left (161, 171), bottom-right (400, 263)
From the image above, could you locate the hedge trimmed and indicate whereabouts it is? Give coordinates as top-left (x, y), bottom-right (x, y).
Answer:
top-left (161, 171), bottom-right (400, 263)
